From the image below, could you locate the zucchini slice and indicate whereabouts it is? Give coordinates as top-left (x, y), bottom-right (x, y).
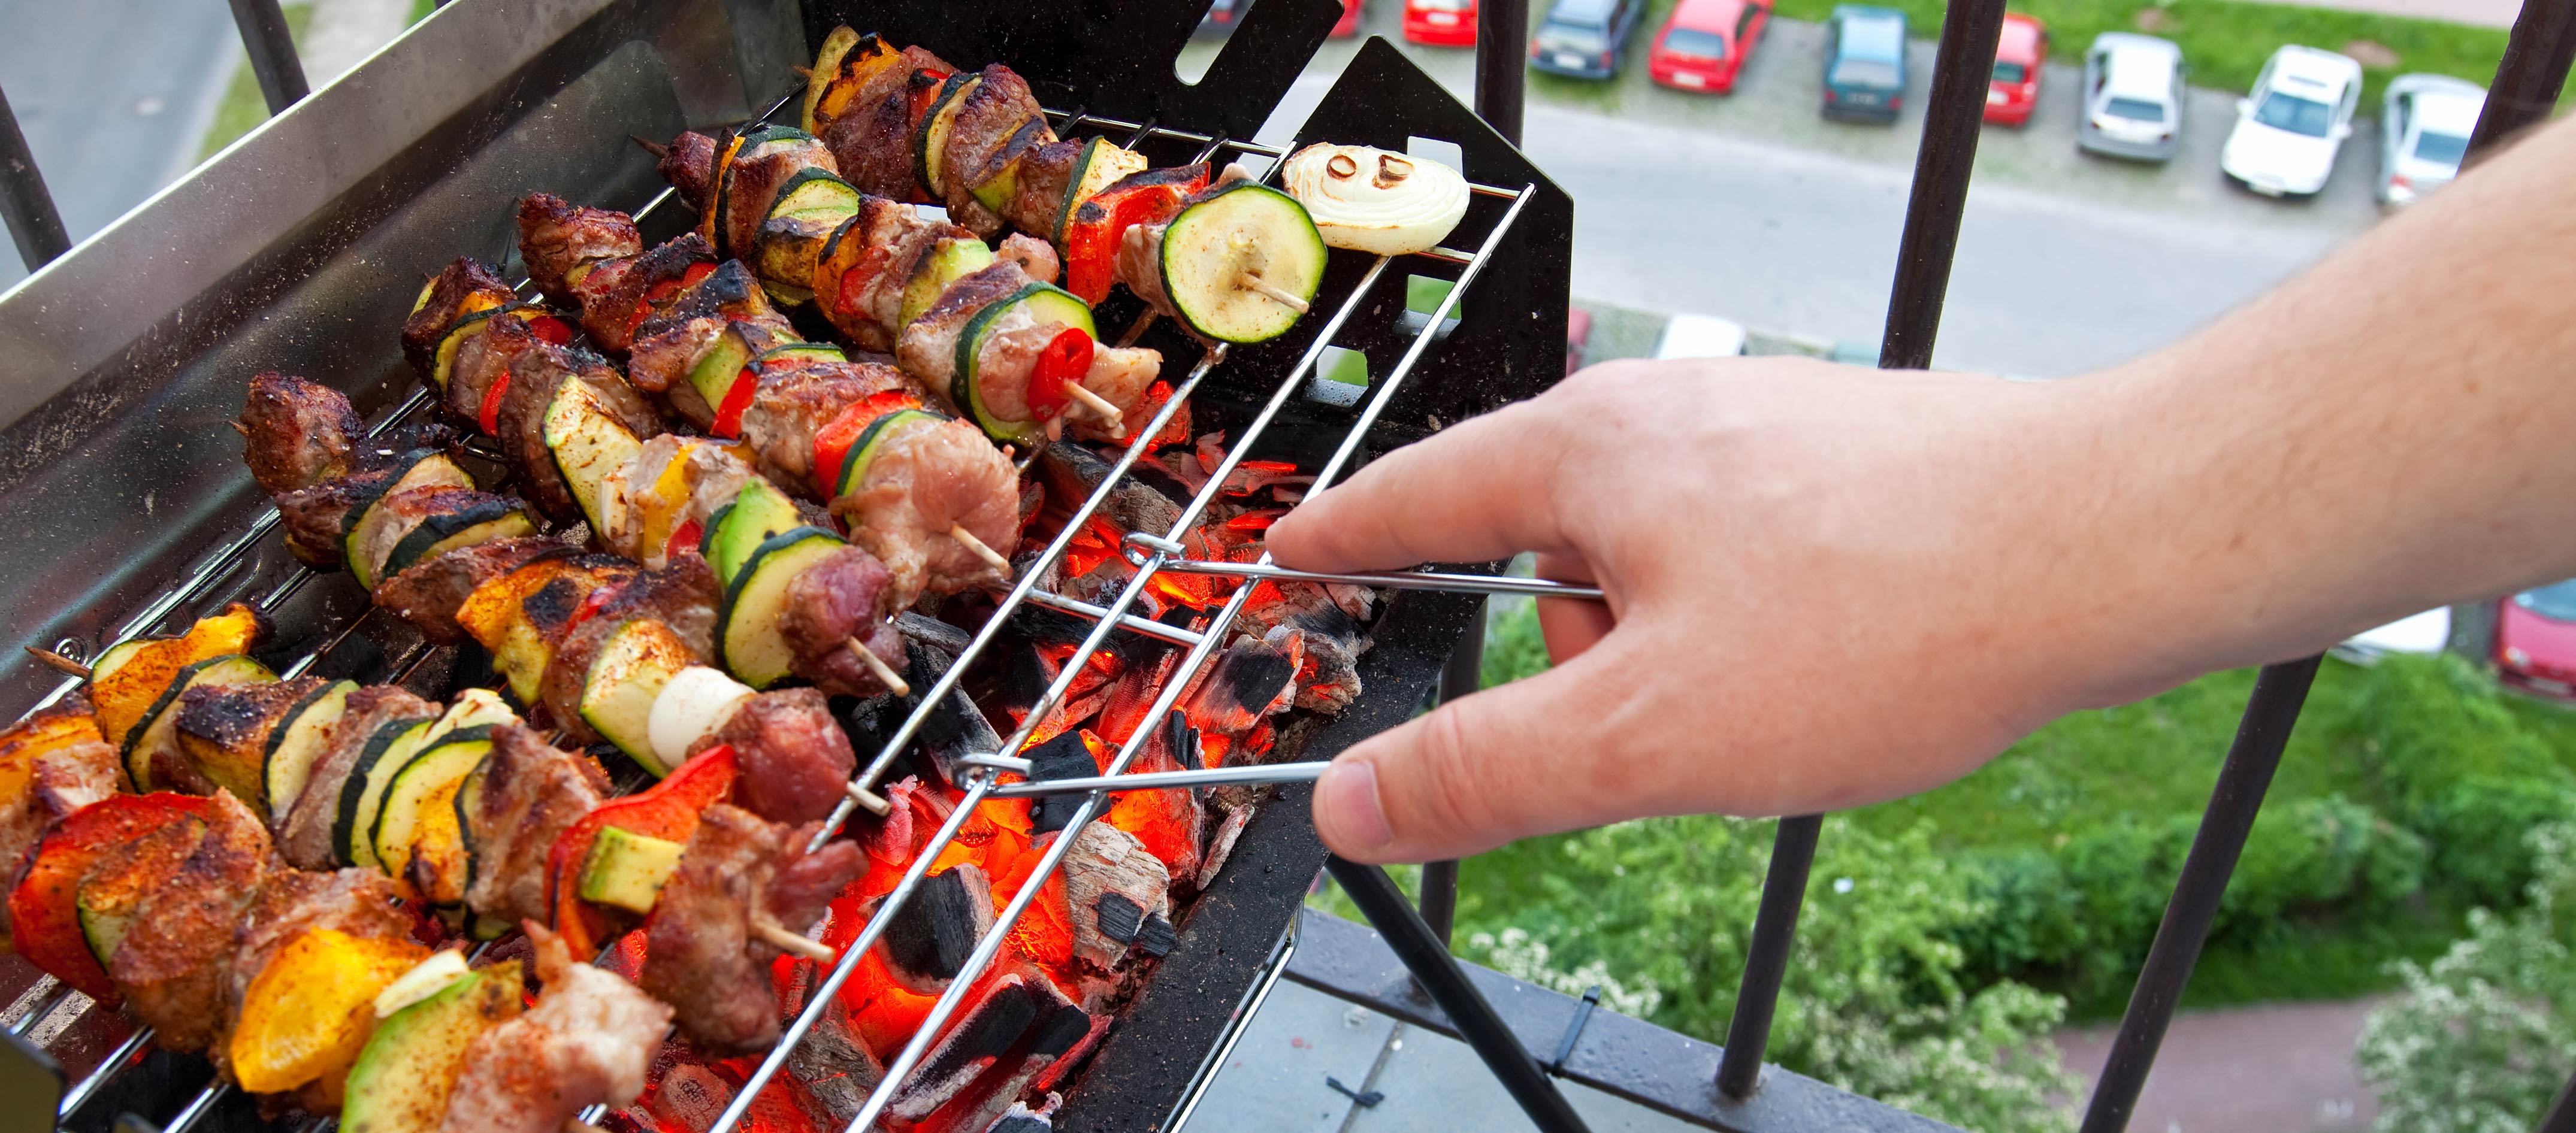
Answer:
top-left (344, 452), bottom-right (478, 592)
top-left (263, 678), bottom-right (356, 825)
top-left (578, 826), bottom-right (687, 914)
top-left (769, 169), bottom-right (862, 224)
top-left (914, 73), bottom-right (980, 198)
top-left (716, 527), bottom-right (845, 689)
top-left (337, 692), bottom-right (514, 871)
top-left (899, 238), bottom-right (996, 331)
top-left (1053, 138), bottom-right (1150, 243)
top-left (121, 655), bottom-right (276, 793)
top-left (431, 302), bottom-right (545, 391)
top-left (1158, 183), bottom-right (1328, 344)
top-left (539, 382), bottom-right (645, 538)
top-left (380, 500), bottom-right (538, 583)
top-left (951, 282), bottom-right (1097, 444)
top-left (578, 619), bottom-right (699, 777)
top-left (708, 478), bottom-right (805, 589)
top-left (967, 117), bottom-right (1056, 216)
top-left (836, 408), bottom-right (946, 498)
top-left (710, 125), bottom-right (818, 258)
top-left (77, 815), bottom-right (210, 966)
top-left (373, 726), bottom-right (495, 893)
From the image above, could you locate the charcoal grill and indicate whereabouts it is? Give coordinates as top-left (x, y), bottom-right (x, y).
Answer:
top-left (10, 1), bottom-right (2576, 1132)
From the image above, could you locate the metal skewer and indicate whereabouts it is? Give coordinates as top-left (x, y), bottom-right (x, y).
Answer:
top-left (1141, 555), bottom-right (1607, 601)
top-left (983, 761), bottom-right (1328, 798)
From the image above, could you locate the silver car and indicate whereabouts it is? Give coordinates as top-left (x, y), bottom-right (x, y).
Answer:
top-left (2378, 73), bottom-right (2483, 206)
top-left (2077, 32), bottom-right (2184, 162)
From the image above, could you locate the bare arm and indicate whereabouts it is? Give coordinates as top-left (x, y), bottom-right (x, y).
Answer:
top-left (1266, 111), bottom-right (2576, 865)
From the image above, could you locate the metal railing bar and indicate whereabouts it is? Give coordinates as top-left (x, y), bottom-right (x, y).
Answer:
top-left (1016, 589), bottom-right (1209, 647)
top-left (2470, 0), bottom-right (2576, 155)
top-left (55, 1025), bottom-right (150, 1120)
top-left (1877, 0), bottom-right (2007, 371)
top-left (2536, 1073), bottom-right (2576, 1133)
top-left (2077, 655), bottom-right (2321, 1133)
top-left (159, 1077), bottom-right (231, 1133)
top-left (1716, 813), bottom-right (1821, 1098)
top-left (1328, 856), bottom-right (1588, 1132)
top-left (225, 0), bottom-right (312, 116)
top-left (0, 82), bottom-right (71, 273)
top-left (1144, 559), bottom-right (1604, 600)
top-left (1417, 612), bottom-right (1486, 949)
top-left (982, 761), bottom-right (1326, 798)
top-left (1474, 0), bottom-right (1529, 146)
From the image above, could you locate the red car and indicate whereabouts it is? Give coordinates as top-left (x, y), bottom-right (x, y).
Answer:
top-left (1405, 0), bottom-right (1477, 45)
top-left (1984, 14), bottom-right (2045, 126)
top-left (2498, 581), bottom-right (2576, 699)
top-left (1334, 0), bottom-right (1365, 36)
top-left (1648, 0), bottom-right (1769, 93)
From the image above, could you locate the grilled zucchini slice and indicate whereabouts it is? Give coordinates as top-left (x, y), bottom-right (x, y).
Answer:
top-left (539, 383), bottom-right (644, 538)
top-left (264, 679), bottom-right (357, 824)
top-left (716, 527), bottom-right (843, 689)
top-left (373, 726), bottom-right (494, 895)
top-left (380, 499), bottom-right (538, 583)
top-left (708, 478), bottom-right (805, 588)
top-left (578, 619), bottom-right (697, 777)
top-left (952, 282), bottom-right (1096, 444)
top-left (345, 452), bottom-right (478, 592)
top-left (1159, 183), bottom-right (1328, 344)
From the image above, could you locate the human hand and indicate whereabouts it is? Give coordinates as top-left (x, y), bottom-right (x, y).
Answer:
top-left (1267, 355), bottom-right (2150, 864)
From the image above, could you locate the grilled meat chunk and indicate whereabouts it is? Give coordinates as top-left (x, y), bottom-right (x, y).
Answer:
top-left (442, 306), bottom-right (547, 426)
top-left (461, 725), bottom-right (611, 928)
top-left (895, 260), bottom-right (1031, 393)
top-left (823, 199), bottom-right (974, 352)
top-left (175, 675), bottom-right (329, 801)
top-left (571, 232), bottom-right (716, 355)
top-left (655, 130), bottom-right (724, 213)
top-left (271, 469), bottom-right (391, 569)
top-left (516, 192), bottom-right (641, 307)
top-left (441, 922), bottom-right (671, 1133)
top-left (778, 547), bottom-right (908, 702)
top-left (831, 411), bottom-right (1019, 601)
top-left (494, 341), bottom-right (664, 525)
top-left (737, 358), bottom-right (922, 489)
top-left (225, 868), bottom-right (410, 1043)
top-left (814, 46), bottom-right (954, 201)
top-left (0, 702), bottom-right (117, 950)
top-left (597, 435), bottom-right (759, 569)
top-left (374, 535), bottom-right (573, 646)
top-left (111, 790), bottom-right (273, 1054)
top-left (996, 232), bottom-right (1059, 285)
top-left (936, 66), bottom-right (1048, 239)
top-left (279, 686), bottom-right (439, 871)
top-left (346, 486), bottom-right (514, 593)
top-left (401, 258), bottom-right (518, 378)
top-left (536, 558), bottom-right (719, 745)
top-left (709, 689), bottom-right (858, 824)
top-left (640, 804), bottom-right (864, 1055)
top-left (240, 371), bottom-right (364, 495)
top-left (626, 260), bottom-right (793, 403)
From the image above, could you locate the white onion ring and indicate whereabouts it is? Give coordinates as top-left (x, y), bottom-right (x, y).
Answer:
top-left (1283, 143), bottom-right (1468, 256)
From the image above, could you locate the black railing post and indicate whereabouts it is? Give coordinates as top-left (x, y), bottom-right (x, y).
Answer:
top-left (1327, 856), bottom-right (1592, 1133)
top-left (2469, 0), bottom-right (2576, 156)
top-left (2078, 656), bottom-right (2321, 1133)
top-left (0, 83), bottom-right (69, 273)
top-left (1879, 0), bottom-right (2008, 371)
top-left (227, 0), bottom-right (312, 116)
top-left (2537, 1073), bottom-right (2576, 1133)
top-left (1475, 0), bottom-right (1528, 145)
top-left (1716, 814), bottom-right (1821, 1096)
top-left (1417, 604), bottom-right (1484, 946)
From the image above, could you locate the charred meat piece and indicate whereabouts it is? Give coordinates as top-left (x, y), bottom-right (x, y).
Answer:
top-left (345, 486), bottom-right (519, 595)
top-left (570, 231), bottom-right (718, 356)
top-left (640, 805), bottom-right (864, 1055)
top-left (821, 196), bottom-right (971, 352)
top-left (494, 341), bottom-right (664, 525)
top-left (175, 675), bottom-right (329, 801)
top-left (936, 65), bottom-right (1049, 238)
top-left (814, 45), bottom-right (954, 201)
top-left (779, 546), bottom-right (908, 701)
top-left (401, 258), bottom-right (518, 378)
top-left (374, 535), bottom-right (573, 646)
top-left (461, 725), bottom-right (611, 929)
top-left (239, 371), bottom-right (363, 495)
top-left (111, 790), bottom-right (273, 1054)
top-left (626, 260), bottom-right (793, 401)
top-left (737, 358), bottom-right (924, 490)
top-left (516, 192), bottom-right (642, 307)
top-left (712, 689), bottom-right (859, 825)
top-left (832, 411), bottom-right (1020, 603)
top-left (895, 260), bottom-right (1032, 395)
top-left (656, 130), bottom-right (724, 212)
top-left (279, 686), bottom-right (439, 871)
top-left (704, 131), bottom-right (838, 260)
top-left (441, 304), bottom-right (548, 426)
top-left (271, 467), bottom-right (392, 570)
top-left (536, 556), bottom-right (718, 746)
top-left (443, 921), bottom-right (672, 1133)
top-left (874, 863), bottom-right (994, 995)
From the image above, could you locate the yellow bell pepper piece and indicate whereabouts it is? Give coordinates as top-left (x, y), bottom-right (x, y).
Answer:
top-left (91, 605), bottom-right (262, 751)
top-left (231, 928), bottom-right (430, 1095)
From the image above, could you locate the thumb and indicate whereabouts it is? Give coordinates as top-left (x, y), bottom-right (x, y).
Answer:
top-left (1311, 637), bottom-right (1643, 863)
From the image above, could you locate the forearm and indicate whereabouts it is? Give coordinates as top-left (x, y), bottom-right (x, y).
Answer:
top-left (2076, 111), bottom-right (2576, 699)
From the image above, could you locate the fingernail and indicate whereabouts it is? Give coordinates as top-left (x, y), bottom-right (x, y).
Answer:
top-left (1314, 758), bottom-right (1394, 853)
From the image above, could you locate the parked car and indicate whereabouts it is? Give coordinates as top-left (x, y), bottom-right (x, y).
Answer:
top-left (1652, 313), bottom-right (1747, 358)
top-left (2378, 73), bottom-right (2482, 206)
top-left (2076, 32), bottom-right (2184, 161)
top-left (2336, 608), bottom-right (2453, 664)
top-left (1198, 0), bottom-right (1248, 35)
top-left (1404, 0), bottom-right (1477, 44)
top-left (2221, 45), bottom-right (2362, 198)
top-left (1532, 0), bottom-right (1645, 78)
top-left (1822, 6), bottom-right (1908, 123)
top-left (1984, 14), bottom-right (2045, 126)
top-left (1566, 308), bottom-right (1594, 375)
top-left (2499, 582), bottom-right (2576, 699)
top-left (1334, 0), bottom-right (1365, 36)
top-left (1649, 0), bottom-right (1770, 93)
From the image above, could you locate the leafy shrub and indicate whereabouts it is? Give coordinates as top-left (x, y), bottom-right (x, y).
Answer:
top-left (2358, 823), bottom-right (2576, 1132)
top-left (1456, 815), bottom-right (2079, 1133)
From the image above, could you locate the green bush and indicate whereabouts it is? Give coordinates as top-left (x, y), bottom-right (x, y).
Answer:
top-left (1453, 816), bottom-right (2079, 1133)
top-left (2358, 824), bottom-right (2576, 1132)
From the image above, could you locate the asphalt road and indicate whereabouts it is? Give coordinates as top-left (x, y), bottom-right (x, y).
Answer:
top-left (0, 0), bottom-right (239, 292)
top-left (1222, 8), bottom-right (2389, 377)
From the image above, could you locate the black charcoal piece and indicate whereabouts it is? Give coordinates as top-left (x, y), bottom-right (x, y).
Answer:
top-left (1165, 708), bottom-right (1201, 771)
top-left (1136, 913), bottom-right (1179, 958)
top-left (1029, 1001), bottom-right (1095, 1059)
top-left (1027, 730), bottom-right (1101, 834)
top-left (880, 866), bottom-right (992, 986)
top-left (1093, 892), bottom-right (1145, 945)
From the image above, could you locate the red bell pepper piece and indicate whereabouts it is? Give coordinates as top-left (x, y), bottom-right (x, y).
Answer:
top-left (1062, 175), bottom-right (1207, 305)
top-left (1026, 327), bottom-right (1095, 423)
top-left (527, 315), bottom-right (575, 345)
top-left (546, 745), bottom-right (738, 959)
top-left (811, 390), bottom-right (929, 497)
top-left (625, 262), bottom-right (718, 339)
top-left (712, 365), bottom-right (760, 439)
top-left (667, 517), bottom-right (705, 564)
top-left (7, 793), bottom-right (214, 1002)
top-left (476, 372), bottom-right (512, 437)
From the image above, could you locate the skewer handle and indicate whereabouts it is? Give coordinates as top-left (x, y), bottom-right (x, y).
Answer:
top-left (846, 638), bottom-right (911, 698)
top-left (984, 761), bottom-right (1331, 798)
top-left (948, 525), bottom-right (1015, 576)
top-left (752, 919), bottom-right (836, 962)
top-left (23, 646), bottom-right (90, 679)
top-left (1062, 382), bottom-right (1127, 437)
top-left (1139, 554), bottom-right (1609, 602)
top-left (1236, 271), bottom-right (1311, 314)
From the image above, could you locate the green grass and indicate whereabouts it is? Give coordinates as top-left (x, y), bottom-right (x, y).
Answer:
top-left (411, 0), bottom-right (439, 22)
top-left (1360, 599), bottom-right (2576, 1019)
top-left (197, 2), bottom-right (313, 160)
top-left (1525, 0), bottom-right (2520, 118)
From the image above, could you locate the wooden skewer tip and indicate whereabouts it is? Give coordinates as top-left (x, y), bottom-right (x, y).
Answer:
top-left (948, 525), bottom-right (1014, 575)
top-left (1236, 272), bottom-right (1310, 314)
top-left (845, 780), bottom-right (893, 814)
top-left (228, 420), bottom-right (249, 437)
top-left (846, 638), bottom-right (911, 698)
top-left (23, 646), bottom-right (91, 680)
top-left (1062, 383), bottom-right (1126, 437)
top-left (752, 917), bottom-right (836, 962)
top-left (631, 135), bottom-right (669, 158)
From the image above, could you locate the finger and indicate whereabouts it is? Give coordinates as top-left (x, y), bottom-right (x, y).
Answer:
top-left (1311, 635), bottom-right (1648, 862)
top-left (1268, 398), bottom-right (1573, 573)
top-left (1532, 551), bottom-right (1614, 662)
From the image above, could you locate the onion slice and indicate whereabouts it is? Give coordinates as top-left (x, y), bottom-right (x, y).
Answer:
top-left (1282, 143), bottom-right (1468, 256)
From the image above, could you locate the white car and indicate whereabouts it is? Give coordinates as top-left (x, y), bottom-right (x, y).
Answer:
top-left (2378, 74), bottom-right (2483, 206)
top-left (2335, 607), bottom-right (2454, 664)
top-left (2076, 33), bottom-right (2184, 162)
top-left (1653, 313), bottom-right (1748, 359)
top-left (2221, 46), bottom-right (2362, 198)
